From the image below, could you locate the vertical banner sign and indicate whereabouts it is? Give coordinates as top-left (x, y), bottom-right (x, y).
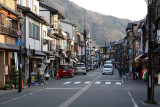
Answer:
top-left (157, 30), bottom-right (160, 43)
top-left (14, 52), bottom-right (18, 70)
top-left (52, 39), bottom-right (56, 52)
top-left (136, 41), bottom-right (139, 52)
top-left (4, 65), bottom-right (8, 75)
top-left (62, 40), bottom-right (67, 51)
top-left (128, 49), bottom-right (132, 55)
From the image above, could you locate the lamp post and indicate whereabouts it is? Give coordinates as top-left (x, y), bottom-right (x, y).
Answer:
top-left (68, 39), bottom-right (71, 64)
top-left (92, 46), bottom-right (95, 66)
top-left (17, 11), bottom-right (25, 93)
top-left (145, 0), bottom-right (154, 103)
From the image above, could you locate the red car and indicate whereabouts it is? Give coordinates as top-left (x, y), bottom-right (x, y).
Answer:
top-left (58, 64), bottom-right (74, 78)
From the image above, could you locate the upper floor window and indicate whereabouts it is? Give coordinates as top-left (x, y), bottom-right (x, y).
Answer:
top-left (1, 14), bottom-right (4, 25)
top-left (29, 22), bottom-right (39, 40)
top-left (17, 0), bottom-right (21, 5)
top-left (7, 17), bottom-right (12, 28)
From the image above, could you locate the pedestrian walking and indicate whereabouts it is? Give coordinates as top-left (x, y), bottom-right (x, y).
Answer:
top-left (37, 65), bottom-right (44, 85)
top-left (118, 65), bottom-right (122, 79)
top-left (44, 66), bottom-right (51, 85)
top-left (124, 64), bottom-right (129, 79)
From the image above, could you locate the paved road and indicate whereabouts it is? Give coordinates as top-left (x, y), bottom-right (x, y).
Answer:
top-left (0, 68), bottom-right (160, 107)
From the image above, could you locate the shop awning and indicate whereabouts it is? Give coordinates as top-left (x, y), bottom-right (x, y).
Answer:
top-left (34, 50), bottom-right (46, 56)
top-left (55, 55), bottom-right (63, 59)
top-left (134, 53), bottom-right (147, 61)
top-left (0, 43), bottom-right (19, 51)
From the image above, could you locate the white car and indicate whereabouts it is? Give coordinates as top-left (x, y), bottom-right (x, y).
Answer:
top-left (75, 63), bottom-right (87, 75)
top-left (104, 60), bottom-right (112, 65)
top-left (102, 64), bottom-right (114, 75)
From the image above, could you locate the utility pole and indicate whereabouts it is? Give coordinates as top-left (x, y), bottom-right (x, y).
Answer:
top-left (84, 19), bottom-right (87, 66)
top-left (147, 2), bottom-right (154, 103)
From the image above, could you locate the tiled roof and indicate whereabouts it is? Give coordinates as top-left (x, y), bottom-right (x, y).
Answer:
top-left (0, 42), bottom-right (19, 50)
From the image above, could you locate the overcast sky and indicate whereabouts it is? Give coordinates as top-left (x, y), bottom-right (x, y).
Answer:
top-left (69, 0), bottom-right (147, 21)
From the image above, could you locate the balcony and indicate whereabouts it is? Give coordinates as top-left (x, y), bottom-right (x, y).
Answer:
top-left (0, 25), bottom-right (18, 37)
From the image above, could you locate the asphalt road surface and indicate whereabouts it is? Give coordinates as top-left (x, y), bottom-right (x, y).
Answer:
top-left (0, 68), bottom-right (160, 107)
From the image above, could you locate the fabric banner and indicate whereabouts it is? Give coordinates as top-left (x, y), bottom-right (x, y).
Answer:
top-left (14, 52), bottom-right (18, 70)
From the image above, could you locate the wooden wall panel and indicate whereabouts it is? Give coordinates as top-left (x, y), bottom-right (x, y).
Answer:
top-left (0, 35), bottom-right (5, 43)
top-left (6, 0), bottom-right (15, 10)
top-left (6, 36), bottom-right (15, 44)
top-left (0, 0), bottom-right (4, 4)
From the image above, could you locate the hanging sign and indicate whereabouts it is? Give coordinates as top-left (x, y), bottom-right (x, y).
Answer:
top-left (157, 30), bottom-right (160, 43)
top-left (4, 65), bottom-right (8, 75)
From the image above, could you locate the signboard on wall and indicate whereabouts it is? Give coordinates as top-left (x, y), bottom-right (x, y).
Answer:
top-left (157, 30), bottom-right (160, 43)
top-left (4, 65), bottom-right (8, 75)
top-left (51, 39), bottom-right (56, 52)
top-left (62, 40), bottom-right (67, 51)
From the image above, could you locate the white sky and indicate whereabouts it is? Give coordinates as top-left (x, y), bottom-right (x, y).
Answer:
top-left (69, 0), bottom-right (147, 21)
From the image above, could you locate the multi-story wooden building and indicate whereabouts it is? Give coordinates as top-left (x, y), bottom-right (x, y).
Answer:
top-left (0, 0), bottom-right (19, 88)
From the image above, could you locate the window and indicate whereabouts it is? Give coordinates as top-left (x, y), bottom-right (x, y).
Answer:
top-left (29, 22), bottom-right (33, 38)
top-left (7, 17), bottom-right (12, 28)
top-left (29, 22), bottom-right (39, 40)
top-left (17, 0), bottom-right (21, 5)
top-left (1, 14), bottom-right (4, 25)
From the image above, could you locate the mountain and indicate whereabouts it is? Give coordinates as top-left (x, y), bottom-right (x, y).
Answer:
top-left (44, 0), bottom-right (132, 47)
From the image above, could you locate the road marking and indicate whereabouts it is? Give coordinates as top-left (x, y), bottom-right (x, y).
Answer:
top-left (45, 88), bottom-right (81, 90)
top-left (121, 79), bottom-right (124, 83)
top-left (73, 81), bottom-right (81, 84)
top-left (63, 82), bottom-right (71, 84)
top-left (105, 82), bottom-right (111, 84)
top-left (0, 95), bottom-right (25, 106)
top-left (84, 81), bottom-right (91, 84)
top-left (128, 91), bottom-right (138, 107)
top-left (59, 74), bottom-right (102, 107)
top-left (115, 82), bottom-right (121, 85)
top-left (95, 81), bottom-right (101, 84)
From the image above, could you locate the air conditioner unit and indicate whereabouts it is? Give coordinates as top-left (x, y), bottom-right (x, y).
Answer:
top-left (47, 29), bottom-right (54, 34)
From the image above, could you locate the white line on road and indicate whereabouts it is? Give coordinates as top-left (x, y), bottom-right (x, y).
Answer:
top-left (59, 74), bottom-right (102, 107)
top-left (121, 79), bottom-right (124, 83)
top-left (94, 81), bottom-right (101, 84)
top-left (84, 81), bottom-right (91, 84)
top-left (0, 95), bottom-right (26, 106)
top-left (45, 88), bottom-right (81, 90)
top-left (128, 91), bottom-right (138, 107)
top-left (105, 82), bottom-right (111, 85)
top-left (73, 81), bottom-right (81, 84)
top-left (115, 82), bottom-right (121, 85)
top-left (63, 82), bottom-right (71, 84)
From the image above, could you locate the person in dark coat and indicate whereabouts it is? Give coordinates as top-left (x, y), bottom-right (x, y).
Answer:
top-left (118, 65), bottom-right (122, 79)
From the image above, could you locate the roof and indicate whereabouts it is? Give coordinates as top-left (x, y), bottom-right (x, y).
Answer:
top-left (39, 2), bottom-right (65, 20)
top-left (0, 42), bottom-right (19, 51)
top-left (116, 39), bottom-right (125, 45)
top-left (126, 23), bottom-right (133, 31)
top-left (60, 20), bottom-right (77, 27)
top-left (17, 4), bottom-right (48, 25)
top-left (0, 2), bottom-right (19, 16)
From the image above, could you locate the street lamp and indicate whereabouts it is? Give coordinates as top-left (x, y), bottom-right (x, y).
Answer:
top-left (17, 11), bottom-right (25, 93)
top-left (145, 0), bottom-right (154, 104)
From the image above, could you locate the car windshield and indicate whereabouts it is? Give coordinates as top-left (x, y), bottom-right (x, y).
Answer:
top-left (76, 64), bottom-right (85, 67)
top-left (103, 65), bottom-right (112, 68)
top-left (60, 65), bottom-right (71, 69)
top-left (105, 61), bottom-right (112, 64)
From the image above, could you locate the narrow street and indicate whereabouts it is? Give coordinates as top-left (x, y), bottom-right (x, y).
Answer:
top-left (0, 69), bottom-right (159, 107)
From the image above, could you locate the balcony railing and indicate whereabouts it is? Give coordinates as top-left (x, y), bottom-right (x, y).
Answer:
top-left (0, 25), bottom-right (18, 37)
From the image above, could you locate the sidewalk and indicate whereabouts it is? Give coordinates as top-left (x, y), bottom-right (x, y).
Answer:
top-left (122, 74), bottom-right (160, 106)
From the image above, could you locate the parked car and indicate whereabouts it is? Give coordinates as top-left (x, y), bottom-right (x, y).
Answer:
top-left (75, 63), bottom-right (86, 75)
top-left (102, 64), bottom-right (114, 75)
top-left (58, 64), bottom-right (74, 78)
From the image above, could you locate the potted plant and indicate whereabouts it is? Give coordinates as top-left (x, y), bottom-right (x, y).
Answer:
top-left (5, 84), bottom-right (9, 90)
top-left (9, 65), bottom-right (19, 88)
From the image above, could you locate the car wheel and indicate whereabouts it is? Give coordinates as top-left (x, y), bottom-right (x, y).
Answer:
top-left (84, 73), bottom-right (86, 75)
top-left (75, 73), bottom-right (77, 75)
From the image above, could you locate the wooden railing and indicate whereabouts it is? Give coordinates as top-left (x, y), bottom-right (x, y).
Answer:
top-left (0, 25), bottom-right (18, 37)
